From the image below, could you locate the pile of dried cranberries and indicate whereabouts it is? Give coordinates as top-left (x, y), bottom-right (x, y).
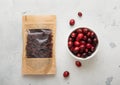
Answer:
top-left (68, 27), bottom-right (98, 58)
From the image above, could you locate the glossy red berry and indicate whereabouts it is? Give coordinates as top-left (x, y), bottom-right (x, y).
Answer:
top-left (73, 47), bottom-right (80, 53)
top-left (76, 28), bottom-right (82, 33)
top-left (82, 28), bottom-right (88, 34)
top-left (77, 53), bottom-right (81, 57)
top-left (80, 41), bottom-right (86, 45)
top-left (76, 33), bottom-right (84, 41)
top-left (83, 35), bottom-right (87, 41)
top-left (81, 53), bottom-right (87, 58)
top-left (79, 45), bottom-right (85, 53)
top-left (75, 61), bottom-right (82, 67)
top-left (91, 46), bottom-right (95, 52)
top-left (74, 41), bottom-right (80, 46)
top-left (63, 71), bottom-right (69, 78)
top-left (90, 32), bottom-right (95, 38)
top-left (87, 38), bottom-right (92, 43)
top-left (71, 32), bottom-right (76, 38)
top-left (68, 41), bottom-right (73, 48)
top-left (86, 43), bottom-right (92, 49)
top-left (85, 48), bottom-right (89, 53)
top-left (87, 32), bottom-right (91, 37)
top-left (68, 37), bottom-right (72, 41)
top-left (69, 19), bottom-right (75, 26)
top-left (78, 12), bottom-right (82, 17)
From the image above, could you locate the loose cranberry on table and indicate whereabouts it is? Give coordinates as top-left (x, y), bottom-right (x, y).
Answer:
top-left (63, 71), bottom-right (70, 78)
top-left (68, 27), bottom-right (98, 58)
top-left (69, 19), bottom-right (75, 26)
top-left (78, 12), bottom-right (82, 17)
top-left (75, 61), bottom-right (82, 67)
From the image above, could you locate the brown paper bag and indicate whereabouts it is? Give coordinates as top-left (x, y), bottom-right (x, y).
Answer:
top-left (22, 15), bottom-right (56, 75)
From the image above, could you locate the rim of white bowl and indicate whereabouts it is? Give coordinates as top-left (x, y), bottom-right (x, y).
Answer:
top-left (67, 27), bottom-right (100, 61)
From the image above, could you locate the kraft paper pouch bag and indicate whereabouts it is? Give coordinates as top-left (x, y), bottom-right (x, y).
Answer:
top-left (22, 15), bottom-right (56, 75)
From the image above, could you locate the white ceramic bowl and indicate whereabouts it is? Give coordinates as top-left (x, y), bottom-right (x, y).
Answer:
top-left (67, 27), bottom-right (99, 61)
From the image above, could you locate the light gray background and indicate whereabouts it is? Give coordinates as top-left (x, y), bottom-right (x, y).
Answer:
top-left (0, 0), bottom-right (120, 85)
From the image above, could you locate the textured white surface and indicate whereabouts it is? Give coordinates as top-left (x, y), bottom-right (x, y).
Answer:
top-left (0, 0), bottom-right (120, 85)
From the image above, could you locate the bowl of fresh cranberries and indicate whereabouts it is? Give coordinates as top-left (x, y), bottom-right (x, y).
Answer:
top-left (67, 27), bottom-right (99, 60)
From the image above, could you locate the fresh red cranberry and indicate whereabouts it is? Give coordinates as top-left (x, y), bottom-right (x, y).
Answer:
top-left (76, 33), bottom-right (84, 41)
top-left (87, 32), bottom-right (91, 37)
top-left (70, 47), bottom-right (74, 52)
top-left (75, 61), bottom-right (82, 67)
top-left (87, 38), bottom-right (92, 43)
top-left (68, 37), bottom-right (72, 41)
top-left (87, 51), bottom-right (92, 56)
top-left (76, 28), bottom-right (82, 33)
top-left (71, 32), bottom-right (76, 38)
top-left (69, 19), bottom-right (75, 26)
top-left (77, 53), bottom-right (81, 57)
top-left (90, 32), bottom-right (95, 38)
top-left (73, 47), bottom-right (79, 53)
top-left (78, 12), bottom-right (82, 17)
top-left (85, 48), bottom-right (89, 53)
top-left (93, 38), bottom-right (98, 44)
top-left (80, 41), bottom-right (86, 45)
top-left (79, 45), bottom-right (85, 53)
top-left (68, 41), bottom-right (73, 48)
top-left (81, 53), bottom-right (87, 58)
top-left (91, 46), bottom-right (95, 52)
top-left (74, 41), bottom-right (80, 46)
top-left (63, 71), bottom-right (69, 78)
top-left (86, 43), bottom-right (92, 49)
top-left (82, 28), bottom-right (88, 34)
top-left (83, 35), bottom-right (87, 41)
